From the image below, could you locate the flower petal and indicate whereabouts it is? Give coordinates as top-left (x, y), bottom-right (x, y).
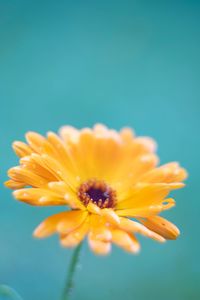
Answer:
top-left (59, 126), bottom-right (80, 144)
top-left (33, 212), bottom-right (72, 238)
top-left (40, 154), bottom-right (78, 191)
top-left (116, 198), bottom-right (175, 217)
top-left (60, 218), bottom-right (89, 247)
top-left (135, 137), bottom-right (157, 153)
top-left (140, 216), bottom-right (180, 240)
top-left (140, 162), bottom-right (188, 183)
top-left (117, 183), bottom-right (174, 209)
top-left (111, 229), bottom-right (140, 253)
top-left (100, 209), bottom-right (120, 225)
top-left (87, 202), bottom-right (101, 214)
top-left (114, 154), bottom-right (159, 196)
top-left (25, 132), bottom-right (56, 156)
top-left (48, 181), bottom-right (84, 209)
top-left (47, 132), bottom-right (78, 174)
top-left (89, 215), bottom-right (112, 242)
top-left (12, 141), bottom-right (33, 157)
top-left (119, 217), bottom-right (165, 243)
top-left (20, 154), bottom-right (57, 182)
top-left (13, 188), bottom-right (67, 206)
top-left (4, 180), bottom-right (26, 189)
top-left (120, 127), bottom-right (135, 143)
top-left (57, 211), bottom-right (88, 234)
top-left (8, 166), bottom-right (48, 187)
top-left (88, 236), bottom-right (111, 255)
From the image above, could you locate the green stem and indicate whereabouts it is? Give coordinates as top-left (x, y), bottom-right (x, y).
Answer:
top-left (0, 285), bottom-right (23, 300)
top-left (61, 243), bottom-right (83, 300)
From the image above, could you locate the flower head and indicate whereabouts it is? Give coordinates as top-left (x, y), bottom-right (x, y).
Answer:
top-left (5, 124), bottom-right (187, 255)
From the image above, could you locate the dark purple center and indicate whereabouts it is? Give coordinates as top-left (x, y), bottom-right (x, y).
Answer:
top-left (78, 179), bottom-right (116, 208)
top-left (86, 187), bottom-right (109, 203)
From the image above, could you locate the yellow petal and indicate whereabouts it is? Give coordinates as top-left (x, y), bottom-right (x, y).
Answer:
top-left (60, 218), bottom-right (89, 247)
top-left (141, 162), bottom-right (188, 183)
top-left (57, 211), bottom-right (88, 234)
top-left (116, 198), bottom-right (175, 217)
top-left (117, 183), bottom-right (172, 210)
top-left (91, 136), bottom-right (122, 181)
top-left (77, 129), bottom-right (96, 179)
top-left (93, 124), bottom-right (108, 136)
top-left (111, 229), bottom-right (140, 253)
top-left (12, 141), bottom-right (33, 157)
top-left (120, 127), bottom-right (135, 143)
top-left (25, 131), bottom-right (56, 156)
top-left (40, 154), bottom-right (78, 191)
top-left (119, 217), bottom-right (165, 243)
top-left (13, 188), bottom-right (67, 206)
top-left (107, 151), bottom-right (159, 199)
top-left (140, 216), bottom-right (180, 240)
top-left (34, 212), bottom-right (72, 238)
top-left (4, 180), bottom-right (26, 189)
top-left (115, 153), bottom-right (159, 195)
top-left (59, 126), bottom-right (80, 144)
top-left (135, 137), bottom-right (157, 153)
top-left (48, 181), bottom-right (69, 195)
top-left (100, 209), bottom-right (120, 225)
top-left (64, 193), bottom-right (85, 210)
top-left (88, 236), bottom-right (111, 255)
top-left (8, 166), bottom-right (48, 187)
top-left (20, 154), bottom-right (57, 182)
top-left (47, 132), bottom-right (77, 174)
top-left (89, 215), bottom-right (112, 242)
top-left (48, 181), bottom-right (84, 209)
top-left (87, 202), bottom-right (101, 214)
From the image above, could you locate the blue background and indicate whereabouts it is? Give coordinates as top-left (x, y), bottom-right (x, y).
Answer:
top-left (0, 0), bottom-right (199, 299)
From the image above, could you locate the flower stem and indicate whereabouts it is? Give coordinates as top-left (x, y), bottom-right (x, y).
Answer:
top-left (0, 285), bottom-right (23, 300)
top-left (61, 243), bottom-right (83, 300)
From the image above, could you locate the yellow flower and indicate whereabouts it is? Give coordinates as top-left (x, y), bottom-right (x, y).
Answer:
top-left (5, 124), bottom-right (187, 255)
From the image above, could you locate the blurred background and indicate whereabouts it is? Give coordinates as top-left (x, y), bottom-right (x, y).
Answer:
top-left (0, 0), bottom-right (200, 299)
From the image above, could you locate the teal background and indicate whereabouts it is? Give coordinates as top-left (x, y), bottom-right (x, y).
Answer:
top-left (0, 0), bottom-right (199, 299)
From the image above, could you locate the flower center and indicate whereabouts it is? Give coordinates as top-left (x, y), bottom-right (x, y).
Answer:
top-left (78, 179), bottom-right (116, 209)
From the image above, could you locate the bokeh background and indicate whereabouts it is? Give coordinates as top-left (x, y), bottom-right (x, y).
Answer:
top-left (0, 0), bottom-right (200, 299)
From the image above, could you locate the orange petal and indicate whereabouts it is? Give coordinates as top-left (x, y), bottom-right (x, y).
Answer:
top-left (116, 198), bottom-right (175, 217)
top-left (48, 181), bottom-right (84, 209)
top-left (135, 137), bottom-right (157, 153)
top-left (100, 209), bottom-right (120, 225)
top-left (47, 132), bottom-right (77, 172)
top-left (119, 217), bottom-right (165, 243)
top-left (77, 129), bottom-right (97, 179)
top-left (87, 202), bottom-right (101, 214)
top-left (141, 162), bottom-right (188, 183)
top-left (20, 155), bottom-right (57, 182)
top-left (13, 188), bottom-right (67, 206)
top-left (8, 166), bottom-right (48, 187)
top-left (4, 180), bottom-right (26, 189)
top-left (120, 127), bottom-right (135, 143)
top-left (34, 212), bottom-right (71, 238)
top-left (57, 211), bottom-right (88, 234)
top-left (89, 215), bottom-right (112, 242)
top-left (59, 126), bottom-right (80, 144)
top-left (25, 131), bottom-right (56, 157)
top-left (40, 154), bottom-right (78, 191)
top-left (140, 216), bottom-right (180, 240)
top-left (111, 229), bottom-right (140, 253)
top-left (12, 141), bottom-right (33, 157)
top-left (88, 236), bottom-right (111, 255)
top-left (117, 183), bottom-right (174, 210)
top-left (60, 218), bottom-right (89, 247)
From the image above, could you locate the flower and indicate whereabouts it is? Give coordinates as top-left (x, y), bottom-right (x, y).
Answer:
top-left (5, 124), bottom-right (187, 255)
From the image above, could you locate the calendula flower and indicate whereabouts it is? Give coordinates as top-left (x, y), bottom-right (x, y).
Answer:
top-left (5, 124), bottom-right (187, 255)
